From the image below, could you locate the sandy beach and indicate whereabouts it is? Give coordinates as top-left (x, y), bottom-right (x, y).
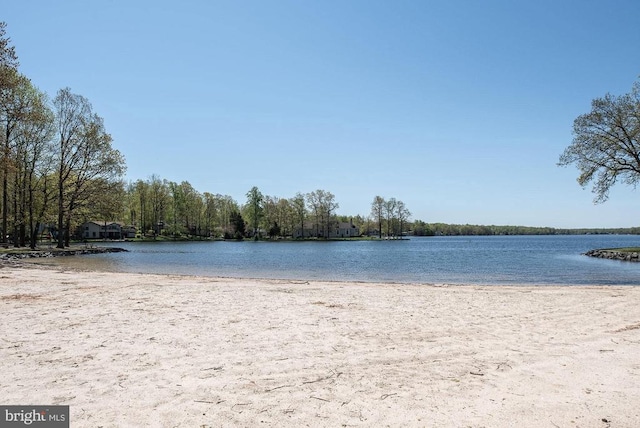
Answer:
top-left (2, 264), bottom-right (640, 427)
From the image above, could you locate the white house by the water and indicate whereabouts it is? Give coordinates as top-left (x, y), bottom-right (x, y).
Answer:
top-left (81, 221), bottom-right (136, 239)
top-left (294, 220), bottom-right (360, 238)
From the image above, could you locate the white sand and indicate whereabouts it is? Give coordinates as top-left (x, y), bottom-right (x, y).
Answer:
top-left (2, 265), bottom-right (640, 427)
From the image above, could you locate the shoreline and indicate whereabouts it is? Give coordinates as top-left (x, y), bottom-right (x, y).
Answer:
top-left (18, 257), bottom-right (640, 288)
top-left (0, 245), bottom-right (127, 261)
top-left (2, 265), bottom-right (640, 426)
top-left (21, 255), bottom-right (640, 288)
top-left (585, 248), bottom-right (640, 262)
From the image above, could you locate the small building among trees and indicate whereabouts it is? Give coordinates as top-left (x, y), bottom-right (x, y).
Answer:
top-left (80, 221), bottom-right (136, 240)
top-left (294, 220), bottom-right (360, 239)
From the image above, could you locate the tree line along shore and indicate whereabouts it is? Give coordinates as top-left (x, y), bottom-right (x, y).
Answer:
top-left (2, 22), bottom-right (640, 249)
top-left (0, 22), bottom-right (417, 247)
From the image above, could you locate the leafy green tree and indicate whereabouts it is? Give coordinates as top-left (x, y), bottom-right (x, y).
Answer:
top-left (92, 178), bottom-right (126, 232)
top-left (262, 195), bottom-right (278, 237)
top-left (202, 192), bottom-right (218, 238)
top-left (268, 221), bottom-right (281, 238)
top-left (170, 181), bottom-right (200, 236)
top-left (123, 181), bottom-right (139, 230)
top-left (305, 189), bottom-right (338, 238)
top-left (559, 78), bottom-right (640, 203)
top-left (182, 181), bottom-right (201, 235)
top-left (371, 196), bottom-right (385, 238)
top-left (0, 22), bottom-right (18, 94)
top-left (291, 193), bottom-right (306, 238)
top-left (276, 197), bottom-right (294, 237)
top-left (322, 191), bottom-right (339, 238)
top-left (230, 210), bottom-right (245, 239)
top-left (0, 22), bottom-right (19, 245)
top-left (1, 72), bottom-right (34, 245)
top-left (395, 200), bottom-right (411, 237)
top-left (306, 190), bottom-right (321, 237)
top-left (245, 186), bottom-right (263, 239)
top-left (133, 179), bottom-right (149, 235)
top-left (412, 220), bottom-right (433, 236)
top-left (53, 88), bottom-right (125, 247)
top-left (384, 197), bottom-right (397, 237)
top-left (261, 195), bottom-right (293, 238)
top-left (13, 84), bottom-right (54, 247)
top-left (217, 194), bottom-right (238, 238)
top-left (192, 191), bottom-right (204, 237)
top-left (148, 175), bottom-right (168, 237)
top-left (167, 180), bottom-right (180, 236)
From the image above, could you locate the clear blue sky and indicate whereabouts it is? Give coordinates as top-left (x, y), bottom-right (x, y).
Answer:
top-left (4, 0), bottom-right (640, 228)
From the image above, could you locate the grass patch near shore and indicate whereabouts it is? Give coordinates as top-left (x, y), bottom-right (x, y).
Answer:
top-left (608, 247), bottom-right (640, 252)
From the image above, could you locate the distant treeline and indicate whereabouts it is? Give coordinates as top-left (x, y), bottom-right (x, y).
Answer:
top-left (411, 221), bottom-right (640, 236)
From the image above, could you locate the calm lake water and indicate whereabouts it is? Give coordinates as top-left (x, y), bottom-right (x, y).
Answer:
top-left (42, 235), bottom-right (640, 285)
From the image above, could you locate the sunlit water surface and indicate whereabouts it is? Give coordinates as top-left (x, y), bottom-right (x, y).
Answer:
top-left (32, 235), bottom-right (640, 285)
